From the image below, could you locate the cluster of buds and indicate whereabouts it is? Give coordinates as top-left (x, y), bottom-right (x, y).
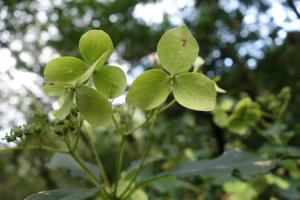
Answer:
top-left (52, 108), bottom-right (80, 136)
top-left (3, 123), bottom-right (42, 143)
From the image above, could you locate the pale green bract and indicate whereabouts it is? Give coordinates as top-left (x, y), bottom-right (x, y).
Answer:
top-left (126, 69), bottom-right (171, 110)
top-left (52, 90), bottom-right (74, 120)
top-left (93, 66), bottom-right (127, 98)
top-left (75, 86), bottom-right (112, 127)
top-left (44, 57), bottom-right (87, 85)
top-left (157, 25), bottom-right (199, 74)
top-left (79, 30), bottom-right (113, 68)
top-left (173, 72), bottom-right (216, 111)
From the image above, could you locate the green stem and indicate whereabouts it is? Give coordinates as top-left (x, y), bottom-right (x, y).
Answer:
top-left (86, 133), bottom-right (111, 187)
top-left (70, 151), bottom-right (100, 186)
top-left (119, 117), bottom-right (156, 199)
top-left (64, 135), bottom-right (100, 186)
top-left (123, 175), bottom-right (171, 200)
top-left (158, 99), bottom-right (176, 113)
top-left (113, 136), bottom-right (126, 198)
top-left (0, 145), bottom-right (68, 153)
top-left (71, 120), bottom-right (83, 152)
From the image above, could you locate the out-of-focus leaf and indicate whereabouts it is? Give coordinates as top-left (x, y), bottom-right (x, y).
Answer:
top-left (126, 157), bottom-right (164, 173)
top-left (116, 180), bottom-right (148, 200)
top-left (46, 153), bottom-right (99, 179)
top-left (24, 186), bottom-right (102, 200)
top-left (157, 25), bottom-right (199, 74)
top-left (227, 97), bottom-right (261, 135)
top-left (170, 150), bottom-right (274, 178)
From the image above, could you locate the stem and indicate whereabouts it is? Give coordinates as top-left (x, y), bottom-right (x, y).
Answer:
top-left (64, 135), bottom-right (100, 186)
top-left (86, 133), bottom-right (111, 187)
top-left (0, 145), bottom-right (68, 153)
top-left (71, 119), bottom-right (83, 152)
top-left (119, 117), bottom-right (156, 199)
top-left (158, 99), bottom-right (176, 113)
top-left (125, 121), bottom-right (148, 135)
top-left (123, 175), bottom-right (171, 199)
top-left (70, 151), bottom-right (100, 186)
top-left (113, 136), bottom-right (126, 198)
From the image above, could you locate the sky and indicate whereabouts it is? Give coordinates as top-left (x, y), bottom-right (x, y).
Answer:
top-left (0, 0), bottom-right (300, 144)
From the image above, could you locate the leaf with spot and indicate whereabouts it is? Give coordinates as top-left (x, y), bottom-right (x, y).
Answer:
top-left (76, 86), bottom-right (112, 127)
top-left (173, 72), bottom-right (216, 111)
top-left (170, 149), bottom-right (274, 178)
top-left (24, 186), bottom-right (103, 200)
top-left (157, 25), bottom-right (199, 74)
top-left (126, 69), bottom-right (171, 110)
top-left (44, 57), bottom-right (87, 85)
top-left (93, 66), bottom-right (126, 98)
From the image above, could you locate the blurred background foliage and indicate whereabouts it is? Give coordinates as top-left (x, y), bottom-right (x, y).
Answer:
top-left (0, 0), bottom-right (300, 199)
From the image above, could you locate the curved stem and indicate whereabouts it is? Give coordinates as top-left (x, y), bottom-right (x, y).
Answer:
top-left (86, 133), bottom-right (111, 187)
top-left (0, 145), bottom-right (68, 153)
top-left (71, 119), bottom-right (83, 152)
top-left (158, 99), bottom-right (176, 113)
top-left (71, 151), bottom-right (100, 186)
top-left (119, 117), bottom-right (156, 199)
top-left (123, 175), bottom-right (171, 199)
top-left (113, 136), bottom-right (126, 198)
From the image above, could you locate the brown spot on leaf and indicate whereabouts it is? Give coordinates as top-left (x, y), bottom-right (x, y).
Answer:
top-left (181, 38), bottom-right (187, 47)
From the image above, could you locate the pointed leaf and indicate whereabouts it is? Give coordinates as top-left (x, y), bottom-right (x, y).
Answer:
top-left (126, 69), bottom-right (171, 110)
top-left (43, 84), bottom-right (64, 97)
top-left (79, 30), bottom-right (113, 68)
top-left (24, 186), bottom-right (102, 200)
top-left (44, 57), bottom-right (87, 85)
top-left (52, 90), bottom-right (74, 120)
top-left (76, 86), bottom-right (112, 127)
top-left (157, 25), bottom-right (199, 74)
top-left (173, 72), bottom-right (216, 111)
top-left (171, 150), bottom-right (274, 178)
top-left (93, 66), bottom-right (126, 98)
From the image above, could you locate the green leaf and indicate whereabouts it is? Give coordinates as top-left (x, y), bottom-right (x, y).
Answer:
top-left (171, 150), bottom-right (274, 178)
top-left (227, 97), bottom-right (262, 135)
top-left (79, 30), bottom-right (113, 68)
top-left (157, 25), bottom-right (199, 74)
top-left (93, 66), bottom-right (126, 98)
top-left (43, 84), bottom-right (64, 97)
top-left (173, 72), bottom-right (216, 111)
top-left (52, 90), bottom-right (74, 120)
top-left (126, 69), bottom-right (171, 110)
top-left (46, 153), bottom-right (99, 179)
top-left (44, 57), bottom-right (87, 85)
top-left (24, 186), bottom-right (102, 200)
top-left (75, 86), bottom-right (112, 127)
